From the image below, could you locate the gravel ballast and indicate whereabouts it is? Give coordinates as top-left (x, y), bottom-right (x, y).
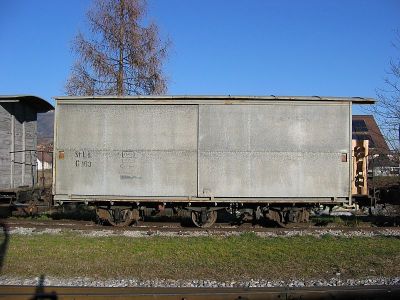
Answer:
top-left (0, 275), bottom-right (399, 288)
top-left (6, 226), bottom-right (400, 238)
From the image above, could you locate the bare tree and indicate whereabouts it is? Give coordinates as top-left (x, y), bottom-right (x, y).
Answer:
top-left (66, 0), bottom-right (169, 96)
top-left (371, 32), bottom-right (400, 150)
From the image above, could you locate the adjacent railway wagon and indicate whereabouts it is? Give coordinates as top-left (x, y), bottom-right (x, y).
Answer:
top-left (0, 95), bottom-right (53, 206)
top-left (53, 96), bottom-right (374, 227)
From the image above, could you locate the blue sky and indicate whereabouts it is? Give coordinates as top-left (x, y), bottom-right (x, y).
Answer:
top-left (0, 0), bottom-right (399, 114)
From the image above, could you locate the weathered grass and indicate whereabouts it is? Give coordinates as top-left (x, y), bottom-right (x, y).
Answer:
top-left (2, 233), bottom-right (400, 281)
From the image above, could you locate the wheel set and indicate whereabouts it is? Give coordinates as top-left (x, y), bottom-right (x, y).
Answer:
top-left (95, 205), bottom-right (311, 228)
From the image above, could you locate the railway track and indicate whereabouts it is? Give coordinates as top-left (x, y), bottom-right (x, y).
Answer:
top-left (0, 217), bottom-right (396, 229)
top-left (1, 218), bottom-right (400, 238)
top-left (0, 285), bottom-right (399, 300)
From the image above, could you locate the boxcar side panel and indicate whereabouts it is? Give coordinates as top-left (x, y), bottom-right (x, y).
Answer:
top-left (198, 103), bottom-right (350, 198)
top-left (55, 104), bottom-right (198, 197)
top-left (0, 103), bottom-right (37, 189)
top-left (23, 106), bottom-right (37, 186)
top-left (13, 104), bottom-right (24, 187)
top-left (0, 104), bottom-right (12, 189)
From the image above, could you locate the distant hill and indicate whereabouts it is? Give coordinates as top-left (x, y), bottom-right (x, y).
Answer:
top-left (37, 110), bottom-right (54, 144)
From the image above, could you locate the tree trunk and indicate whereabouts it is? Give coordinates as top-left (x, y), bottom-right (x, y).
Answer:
top-left (117, 0), bottom-right (125, 95)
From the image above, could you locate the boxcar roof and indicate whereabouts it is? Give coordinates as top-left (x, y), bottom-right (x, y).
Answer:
top-left (54, 95), bottom-right (375, 105)
top-left (0, 95), bottom-right (54, 112)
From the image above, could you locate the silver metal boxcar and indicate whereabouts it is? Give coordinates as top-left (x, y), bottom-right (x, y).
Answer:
top-left (53, 95), bottom-right (374, 208)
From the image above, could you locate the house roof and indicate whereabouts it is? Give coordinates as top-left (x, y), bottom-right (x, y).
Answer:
top-left (0, 95), bottom-right (54, 112)
top-left (352, 115), bottom-right (390, 153)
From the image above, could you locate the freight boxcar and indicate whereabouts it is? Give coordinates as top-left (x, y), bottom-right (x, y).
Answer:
top-left (0, 95), bottom-right (53, 208)
top-left (53, 96), bottom-right (374, 227)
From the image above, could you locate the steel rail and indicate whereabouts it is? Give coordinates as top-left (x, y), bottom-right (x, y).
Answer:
top-left (0, 285), bottom-right (399, 300)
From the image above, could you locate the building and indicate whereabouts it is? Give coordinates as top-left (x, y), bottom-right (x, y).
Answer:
top-left (352, 115), bottom-right (398, 176)
top-left (352, 115), bottom-right (390, 153)
top-left (37, 152), bottom-right (53, 170)
top-left (37, 143), bottom-right (53, 171)
top-left (0, 95), bottom-right (53, 189)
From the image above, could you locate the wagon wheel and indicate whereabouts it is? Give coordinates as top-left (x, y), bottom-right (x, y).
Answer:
top-left (191, 210), bottom-right (217, 228)
top-left (262, 209), bottom-right (286, 228)
top-left (106, 208), bottom-right (139, 227)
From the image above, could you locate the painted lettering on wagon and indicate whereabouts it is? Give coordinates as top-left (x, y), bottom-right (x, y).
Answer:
top-left (120, 151), bottom-right (135, 169)
top-left (75, 150), bottom-right (93, 168)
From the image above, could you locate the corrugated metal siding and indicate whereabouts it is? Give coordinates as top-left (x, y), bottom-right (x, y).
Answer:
top-left (13, 103), bottom-right (24, 187)
top-left (0, 104), bottom-right (12, 188)
top-left (23, 106), bottom-right (37, 186)
top-left (0, 102), bottom-right (37, 189)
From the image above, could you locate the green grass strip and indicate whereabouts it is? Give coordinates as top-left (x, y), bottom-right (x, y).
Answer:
top-left (3, 233), bottom-right (400, 281)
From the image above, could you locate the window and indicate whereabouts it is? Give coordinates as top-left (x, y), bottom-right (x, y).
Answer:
top-left (352, 120), bottom-right (368, 132)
